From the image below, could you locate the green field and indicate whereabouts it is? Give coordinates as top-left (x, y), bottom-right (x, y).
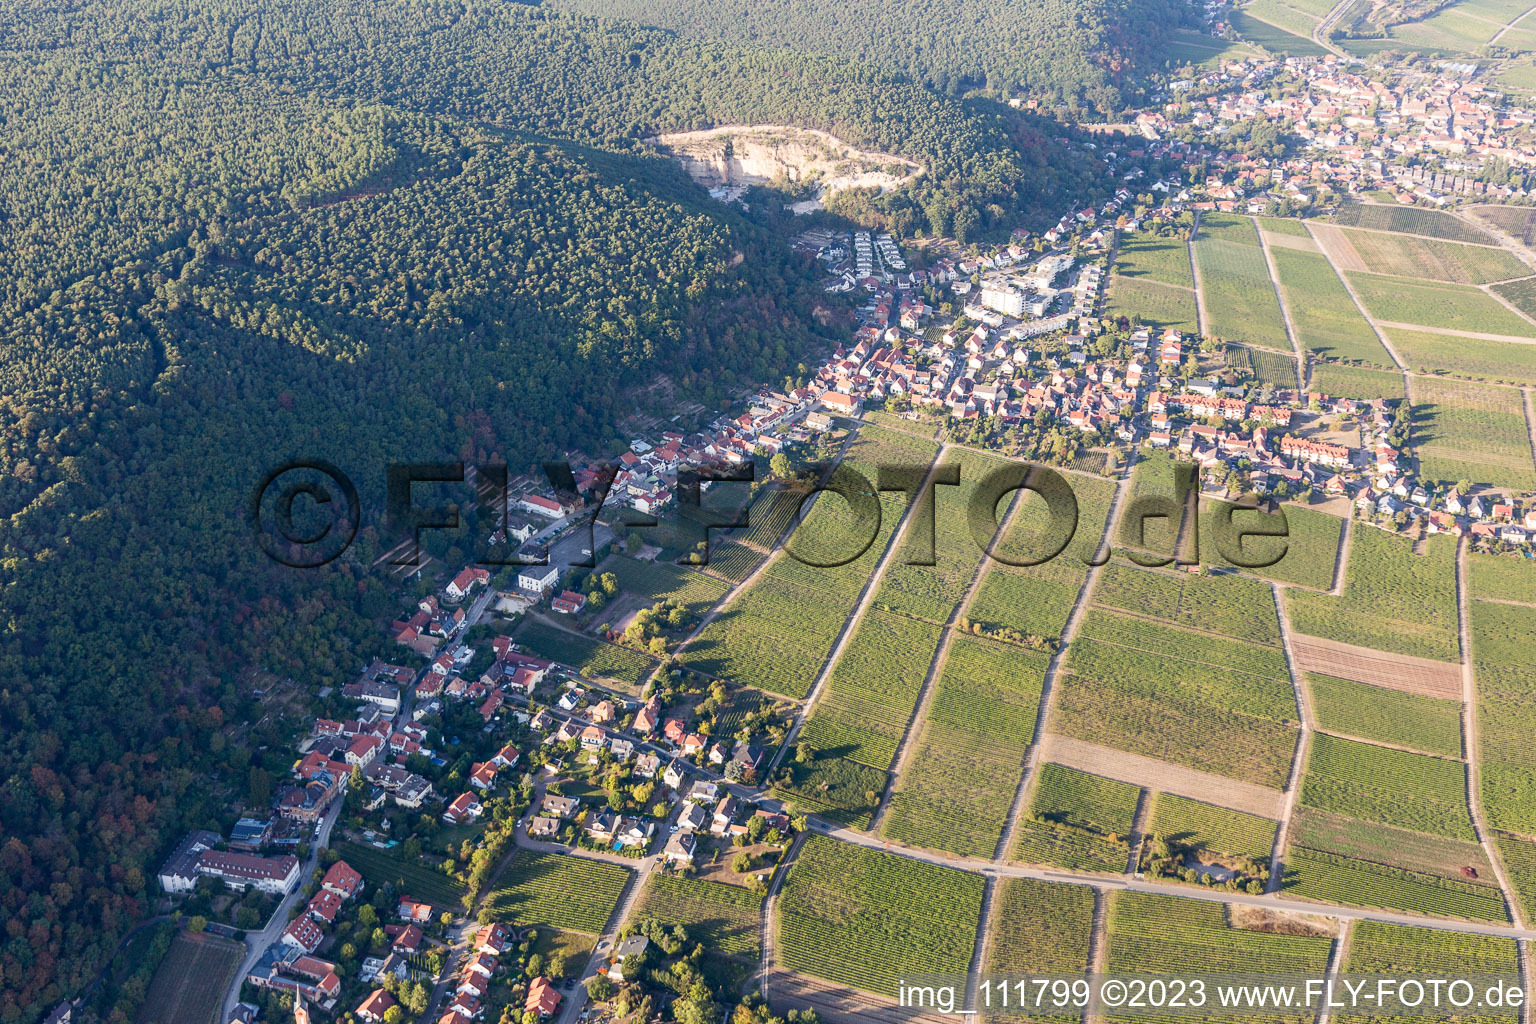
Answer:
top-left (605, 553), bottom-right (729, 616)
top-left (1053, 609), bottom-right (1298, 788)
top-left (632, 873), bottom-right (762, 959)
top-left (1192, 213), bottom-right (1292, 351)
top-left (1113, 231), bottom-right (1195, 287)
top-left (875, 449), bottom-right (1015, 622)
top-left (1412, 377), bottom-right (1536, 490)
top-left (1164, 28), bottom-right (1264, 67)
top-left (1471, 599), bottom-right (1536, 832)
top-left (1012, 763), bottom-right (1140, 872)
top-left (883, 634), bottom-right (1049, 857)
top-left (1103, 892), bottom-right (1333, 1021)
top-left (1336, 922), bottom-right (1519, 1024)
top-left (513, 618), bottom-right (657, 687)
top-left (686, 426), bottom-right (938, 696)
top-left (1307, 672), bottom-right (1463, 757)
top-left (335, 839), bottom-right (467, 907)
top-left (1293, 805), bottom-right (1492, 879)
top-left (1288, 529), bottom-right (1459, 662)
top-left (137, 932), bottom-right (245, 1024)
top-left (1269, 246), bottom-right (1395, 365)
top-left (1388, 326), bottom-right (1536, 385)
top-left (1230, 7), bottom-right (1331, 52)
top-left (1333, 204), bottom-right (1496, 244)
top-left (1467, 550), bottom-right (1536, 603)
top-left (1300, 733), bottom-right (1474, 840)
top-left (1347, 273), bottom-right (1536, 337)
top-left (797, 607), bottom-right (941, 771)
top-left (1338, 227), bottom-right (1528, 284)
top-left (1093, 562), bottom-right (1282, 645)
top-left (1105, 274), bottom-right (1201, 333)
top-left (483, 849), bottom-right (630, 934)
top-left (776, 835), bottom-right (983, 997)
top-left (1148, 793), bottom-right (1276, 859)
top-left (968, 471), bottom-right (1116, 641)
top-left (983, 878), bottom-right (1095, 1022)
top-left (1306, 361), bottom-right (1406, 400)
top-left (1200, 501), bottom-right (1343, 591)
top-left (1244, 0), bottom-right (1321, 40)
top-left (1257, 216), bottom-right (1313, 238)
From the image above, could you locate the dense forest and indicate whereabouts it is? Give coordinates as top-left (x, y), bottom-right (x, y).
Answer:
top-left (547, 0), bottom-right (1188, 115)
top-left (0, 1), bottom-right (1119, 1019)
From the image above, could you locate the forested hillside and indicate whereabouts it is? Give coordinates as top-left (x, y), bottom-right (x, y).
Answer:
top-left (546, 0), bottom-right (1190, 114)
top-left (0, 2), bottom-right (1114, 1019)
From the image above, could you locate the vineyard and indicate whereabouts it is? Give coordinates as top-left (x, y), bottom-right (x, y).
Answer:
top-left (1346, 273), bottom-right (1536, 337)
top-left (983, 878), bottom-right (1095, 1024)
top-left (1335, 228), bottom-right (1528, 285)
top-left (874, 450), bottom-right (1014, 623)
top-left (1054, 612), bottom-right (1299, 789)
top-left (1103, 892), bottom-right (1332, 1023)
top-left (334, 840), bottom-right (466, 907)
top-left (776, 836), bottom-right (984, 997)
top-left (1468, 550), bottom-right (1536, 604)
top-left (1011, 763), bottom-right (1138, 872)
top-left (1199, 501), bottom-right (1343, 591)
top-left (1492, 831), bottom-right (1536, 925)
top-left (1300, 733), bottom-right (1475, 840)
top-left (1191, 214), bottom-right (1291, 352)
top-left (1282, 847), bottom-right (1509, 922)
top-left (1331, 204), bottom-right (1496, 244)
top-left (1147, 794), bottom-right (1276, 860)
top-left (1256, 216), bottom-right (1313, 238)
top-left (1336, 922), bottom-right (1519, 1024)
top-left (797, 607), bottom-right (943, 770)
top-left (1288, 529), bottom-right (1459, 662)
top-left (1224, 344), bottom-right (1300, 389)
top-left (482, 850), bottom-right (630, 934)
top-left (512, 619), bottom-right (656, 688)
top-left (1269, 245), bottom-right (1396, 365)
top-left (138, 932), bottom-right (245, 1024)
top-left (1306, 672), bottom-right (1463, 757)
top-left (1387, 327), bottom-right (1536, 386)
top-left (1411, 377), bottom-right (1536, 491)
top-left (1306, 362), bottom-right (1406, 401)
top-left (632, 873), bottom-right (762, 959)
top-left (1470, 599), bottom-right (1536, 833)
top-left (687, 427), bottom-right (937, 696)
top-left (969, 472), bottom-right (1116, 640)
top-left (1092, 563), bottom-right (1282, 645)
top-left (882, 634), bottom-right (1049, 857)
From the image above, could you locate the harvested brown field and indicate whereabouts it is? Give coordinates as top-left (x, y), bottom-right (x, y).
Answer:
top-left (1307, 222), bottom-right (1368, 273)
top-left (1289, 635), bottom-right (1461, 699)
top-left (1039, 735), bottom-right (1286, 818)
top-left (766, 970), bottom-right (955, 1024)
top-left (1264, 231), bottom-right (1321, 253)
top-left (1227, 903), bottom-right (1339, 938)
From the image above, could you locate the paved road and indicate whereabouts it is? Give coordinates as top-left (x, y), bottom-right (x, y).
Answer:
top-left (219, 797), bottom-right (344, 1024)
